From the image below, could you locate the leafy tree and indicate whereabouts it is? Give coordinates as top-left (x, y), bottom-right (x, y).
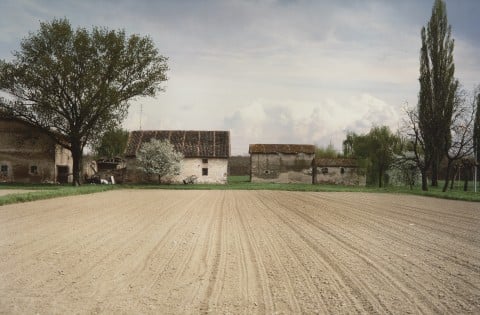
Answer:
top-left (137, 139), bottom-right (183, 183)
top-left (315, 143), bottom-right (338, 158)
top-left (92, 128), bottom-right (129, 158)
top-left (342, 132), bottom-right (356, 157)
top-left (342, 126), bottom-right (400, 187)
top-left (0, 18), bottom-right (168, 185)
top-left (418, 0), bottom-right (458, 187)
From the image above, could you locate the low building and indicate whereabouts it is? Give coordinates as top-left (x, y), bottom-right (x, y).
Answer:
top-left (124, 130), bottom-right (230, 184)
top-left (0, 114), bottom-right (73, 183)
top-left (249, 144), bottom-right (315, 183)
top-left (312, 158), bottom-right (366, 186)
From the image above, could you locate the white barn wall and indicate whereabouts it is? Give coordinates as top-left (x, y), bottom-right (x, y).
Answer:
top-left (125, 157), bottom-right (228, 184)
top-left (174, 158), bottom-right (228, 184)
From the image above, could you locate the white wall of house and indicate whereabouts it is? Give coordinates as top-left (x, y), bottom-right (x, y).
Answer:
top-left (174, 158), bottom-right (228, 184)
top-left (125, 157), bottom-right (228, 184)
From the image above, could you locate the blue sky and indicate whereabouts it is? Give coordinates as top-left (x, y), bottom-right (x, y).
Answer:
top-left (1, 0), bottom-right (479, 154)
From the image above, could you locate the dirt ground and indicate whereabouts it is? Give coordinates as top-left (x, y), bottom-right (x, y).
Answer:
top-left (0, 190), bottom-right (479, 314)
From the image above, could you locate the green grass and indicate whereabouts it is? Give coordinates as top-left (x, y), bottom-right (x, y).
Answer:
top-left (1, 176), bottom-right (479, 206)
top-left (0, 184), bottom-right (117, 206)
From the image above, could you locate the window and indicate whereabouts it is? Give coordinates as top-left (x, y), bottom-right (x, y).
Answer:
top-left (0, 165), bottom-right (8, 175)
top-left (321, 167), bottom-right (328, 175)
top-left (30, 165), bottom-right (38, 175)
top-left (340, 167), bottom-right (345, 174)
top-left (202, 168), bottom-right (208, 176)
top-left (202, 158), bottom-right (208, 164)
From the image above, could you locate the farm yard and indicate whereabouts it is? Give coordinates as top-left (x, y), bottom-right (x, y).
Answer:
top-left (0, 190), bottom-right (479, 314)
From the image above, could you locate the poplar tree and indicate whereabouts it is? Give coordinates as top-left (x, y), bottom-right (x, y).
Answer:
top-left (418, 0), bottom-right (458, 187)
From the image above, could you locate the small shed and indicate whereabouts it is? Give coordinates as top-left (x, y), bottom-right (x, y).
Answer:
top-left (312, 158), bottom-right (366, 186)
top-left (249, 144), bottom-right (315, 183)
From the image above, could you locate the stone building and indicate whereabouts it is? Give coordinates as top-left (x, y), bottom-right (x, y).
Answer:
top-left (312, 158), bottom-right (366, 186)
top-left (249, 144), bottom-right (315, 183)
top-left (0, 115), bottom-right (73, 183)
top-left (124, 130), bottom-right (230, 184)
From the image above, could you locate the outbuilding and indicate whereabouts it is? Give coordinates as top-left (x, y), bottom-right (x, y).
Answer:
top-left (124, 130), bottom-right (230, 184)
top-left (312, 158), bottom-right (366, 186)
top-left (249, 144), bottom-right (315, 183)
top-left (0, 114), bottom-right (72, 183)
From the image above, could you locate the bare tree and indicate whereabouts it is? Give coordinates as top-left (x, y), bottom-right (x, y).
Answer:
top-left (442, 89), bottom-right (475, 191)
top-left (402, 105), bottom-right (431, 191)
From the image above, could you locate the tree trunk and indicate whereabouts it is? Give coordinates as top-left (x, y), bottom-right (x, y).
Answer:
top-left (431, 157), bottom-right (438, 187)
top-left (421, 169), bottom-right (428, 191)
top-left (442, 160), bottom-right (452, 192)
top-left (71, 142), bottom-right (83, 186)
top-left (450, 167), bottom-right (456, 189)
top-left (378, 169), bottom-right (383, 188)
top-left (463, 166), bottom-right (470, 192)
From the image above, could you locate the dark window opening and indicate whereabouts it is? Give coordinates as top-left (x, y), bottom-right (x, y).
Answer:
top-left (30, 165), bottom-right (38, 175)
top-left (1, 165), bottom-right (8, 174)
top-left (321, 167), bottom-right (328, 175)
top-left (340, 167), bottom-right (345, 174)
top-left (202, 168), bottom-right (208, 176)
top-left (202, 158), bottom-right (208, 164)
top-left (264, 170), bottom-right (270, 174)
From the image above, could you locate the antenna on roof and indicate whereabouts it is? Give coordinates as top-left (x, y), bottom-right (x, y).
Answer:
top-left (139, 104), bottom-right (143, 130)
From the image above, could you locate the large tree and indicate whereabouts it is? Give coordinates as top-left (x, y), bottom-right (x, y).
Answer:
top-left (418, 0), bottom-right (458, 187)
top-left (0, 18), bottom-right (168, 185)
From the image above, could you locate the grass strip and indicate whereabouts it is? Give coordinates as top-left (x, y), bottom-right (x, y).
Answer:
top-left (0, 185), bottom-right (117, 206)
top-left (1, 176), bottom-right (479, 205)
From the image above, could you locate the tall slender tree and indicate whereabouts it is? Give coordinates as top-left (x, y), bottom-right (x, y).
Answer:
top-left (418, 0), bottom-right (458, 187)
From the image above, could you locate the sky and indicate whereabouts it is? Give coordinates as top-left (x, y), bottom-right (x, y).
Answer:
top-left (1, 0), bottom-right (479, 155)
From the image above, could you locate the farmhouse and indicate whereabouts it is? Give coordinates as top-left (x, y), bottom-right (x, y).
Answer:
top-left (312, 158), bottom-right (366, 186)
top-left (124, 130), bottom-right (230, 184)
top-left (249, 144), bottom-right (315, 183)
top-left (0, 114), bottom-right (73, 183)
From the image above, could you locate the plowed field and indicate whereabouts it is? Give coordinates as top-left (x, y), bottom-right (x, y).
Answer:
top-left (0, 190), bottom-right (479, 314)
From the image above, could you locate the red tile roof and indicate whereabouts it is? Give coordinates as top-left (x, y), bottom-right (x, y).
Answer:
top-left (249, 144), bottom-right (315, 154)
top-left (124, 130), bottom-right (230, 158)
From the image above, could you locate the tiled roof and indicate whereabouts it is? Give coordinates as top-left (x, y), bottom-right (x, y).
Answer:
top-left (313, 158), bottom-right (359, 168)
top-left (124, 130), bottom-right (230, 158)
top-left (249, 144), bottom-right (315, 154)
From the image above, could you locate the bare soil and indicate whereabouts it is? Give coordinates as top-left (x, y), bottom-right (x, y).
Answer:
top-left (0, 190), bottom-right (479, 314)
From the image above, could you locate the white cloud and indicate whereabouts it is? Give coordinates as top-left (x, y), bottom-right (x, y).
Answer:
top-left (224, 93), bottom-right (401, 154)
